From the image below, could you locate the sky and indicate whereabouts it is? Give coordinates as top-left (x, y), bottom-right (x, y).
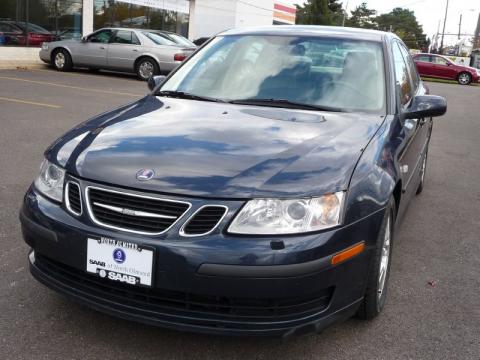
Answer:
top-left (283, 0), bottom-right (480, 45)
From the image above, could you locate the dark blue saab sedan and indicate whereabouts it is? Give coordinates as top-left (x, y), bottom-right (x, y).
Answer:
top-left (20, 26), bottom-right (447, 337)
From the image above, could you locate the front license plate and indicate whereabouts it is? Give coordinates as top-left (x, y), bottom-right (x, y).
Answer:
top-left (86, 237), bottom-right (153, 287)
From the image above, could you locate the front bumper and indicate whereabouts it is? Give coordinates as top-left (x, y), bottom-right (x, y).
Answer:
top-left (39, 49), bottom-right (50, 64)
top-left (20, 184), bottom-right (385, 336)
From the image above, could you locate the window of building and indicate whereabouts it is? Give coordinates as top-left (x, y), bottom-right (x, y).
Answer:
top-left (0, 0), bottom-right (82, 46)
top-left (93, 0), bottom-right (189, 38)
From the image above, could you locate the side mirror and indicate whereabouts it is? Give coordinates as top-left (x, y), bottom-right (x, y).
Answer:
top-left (405, 95), bottom-right (447, 119)
top-left (81, 36), bottom-right (87, 42)
top-left (147, 75), bottom-right (166, 91)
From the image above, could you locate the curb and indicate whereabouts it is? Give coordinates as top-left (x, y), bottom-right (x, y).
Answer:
top-left (0, 63), bottom-right (47, 70)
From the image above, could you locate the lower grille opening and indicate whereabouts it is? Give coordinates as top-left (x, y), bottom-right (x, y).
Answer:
top-left (35, 254), bottom-right (333, 326)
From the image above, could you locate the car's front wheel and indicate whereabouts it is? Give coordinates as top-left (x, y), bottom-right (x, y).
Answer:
top-left (135, 57), bottom-right (159, 81)
top-left (357, 197), bottom-right (395, 320)
top-left (457, 72), bottom-right (471, 85)
top-left (52, 49), bottom-right (72, 72)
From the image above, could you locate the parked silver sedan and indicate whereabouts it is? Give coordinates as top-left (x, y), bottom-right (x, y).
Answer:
top-left (39, 28), bottom-right (196, 80)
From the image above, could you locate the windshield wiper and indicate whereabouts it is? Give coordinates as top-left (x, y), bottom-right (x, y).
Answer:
top-left (228, 98), bottom-right (343, 112)
top-left (156, 90), bottom-right (226, 103)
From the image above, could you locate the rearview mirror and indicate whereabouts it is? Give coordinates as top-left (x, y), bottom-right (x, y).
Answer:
top-left (147, 75), bottom-right (166, 91)
top-left (404, 95), bottom-right (447, 119)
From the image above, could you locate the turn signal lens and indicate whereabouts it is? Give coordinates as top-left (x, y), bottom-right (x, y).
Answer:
top-left (331, 242), bottom-right (365, 265)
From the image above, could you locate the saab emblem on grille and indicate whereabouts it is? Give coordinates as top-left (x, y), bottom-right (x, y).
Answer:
top-left (136, 168), bottom-right (155, 181)
top-left (122, 208), bottom-right (136, 216)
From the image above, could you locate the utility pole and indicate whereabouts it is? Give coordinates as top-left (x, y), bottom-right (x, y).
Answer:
top-left (342, 0), bottom-right (349, 27)
top-left (458, 14), bottom-right (462, 39)
top-left (439, 0), bottom-right (449, 54)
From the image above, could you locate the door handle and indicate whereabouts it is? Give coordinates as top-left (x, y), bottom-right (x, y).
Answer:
top-left (100, 46), bottom-right (105, 50)
top-left (132, 49), bottom-right (138, 52)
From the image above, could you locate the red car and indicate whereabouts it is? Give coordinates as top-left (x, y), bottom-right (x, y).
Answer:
top-left (413, 53), bottom-right (480, 85)
top-left (0, 21), bottom-right (56, 47)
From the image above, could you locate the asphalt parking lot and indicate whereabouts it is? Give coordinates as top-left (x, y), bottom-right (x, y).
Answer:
top-left (1, 67), bottom-right (479, 360)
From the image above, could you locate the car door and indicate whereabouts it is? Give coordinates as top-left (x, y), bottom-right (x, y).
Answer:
top-left (74, 29), bottom-right (113, 67)
top-left (392, 42), bottom-right (427, 203)
top-left (107, 30), bottom-right (142, 71)
top-left (431, 55), bottom-right (457, 80)
top-left (413, 54), bottom-right (433, 77)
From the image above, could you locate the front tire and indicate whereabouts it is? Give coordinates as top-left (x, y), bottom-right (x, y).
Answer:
top-left (357, 197), bottom-right (396, 320)
top-left (135, 57), bottom-right (159, 81)
top-left (52, 49), bottom-right (72, 71)
top-left (457, 72), bottom-right (471, 85)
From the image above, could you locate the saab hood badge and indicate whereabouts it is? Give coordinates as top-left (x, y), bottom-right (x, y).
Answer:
top-left (136, 169), bottom-right (155, 181)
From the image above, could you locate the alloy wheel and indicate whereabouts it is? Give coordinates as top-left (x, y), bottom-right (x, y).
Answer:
top-left (420, 154), bottom-right (427, 183)
top-left (458, 73), bottom-right (470, 85)
top-left (377, 216), bottom-right (391, 302)
top-left (55, 52), bottom-right (65, 69)
top-left (139, 61), bottom-right (154, 80)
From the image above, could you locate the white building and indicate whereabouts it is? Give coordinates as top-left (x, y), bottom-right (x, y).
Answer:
top-left (1, 0), bottom-right (296, 48)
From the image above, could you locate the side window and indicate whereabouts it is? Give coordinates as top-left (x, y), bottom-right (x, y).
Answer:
top-left (392, 42), bottom-right (413, 106)
top-left (111, 30), bottom-right (139, 45)
top-left (432, 56), bottom-right (449, 66)
top-left (88, 30), bottom-right (113, 43)
top-left (415, 55), bottom-right (431, 63)
top-left (132, 32), bottom-right (140, 45)
top-left (399, 44), bottom-right (419, 92)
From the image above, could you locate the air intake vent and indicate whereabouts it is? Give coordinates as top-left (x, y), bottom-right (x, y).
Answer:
top-left (86, 187), bottom-right (191, 235)
top-left (66, 182), bottom-right (82, 215)
top-left (181, 206), bottom-right (228, 236)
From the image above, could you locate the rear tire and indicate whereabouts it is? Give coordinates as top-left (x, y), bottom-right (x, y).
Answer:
top-left (357, 197), bottom-right (396, 320)
top-left (457, 72), bottom-right (471, 85)
top-left (52, 48), bottom-right (72, 71)
top-left (135, 57), bottom-right (159, 81)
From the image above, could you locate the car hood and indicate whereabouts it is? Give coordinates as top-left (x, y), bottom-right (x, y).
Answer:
top-left (47, 39), bottom-right (78, 46)
top-left (50, 96), bottom-right (385, 198)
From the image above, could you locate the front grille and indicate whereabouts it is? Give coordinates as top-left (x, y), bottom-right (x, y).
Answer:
top-left (86, 187), bottom-right (190, 235)
top-left (66, 182), bottom-right (82, 215)
top-left (35, 254), bottom-right (333, 326)
top-left (181, 206), bottom-right (228, 236)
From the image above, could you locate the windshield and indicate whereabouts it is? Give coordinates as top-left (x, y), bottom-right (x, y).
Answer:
top-left (160, 35), bottom-right (386, 112)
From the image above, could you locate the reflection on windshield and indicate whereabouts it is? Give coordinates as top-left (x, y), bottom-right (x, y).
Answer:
top-left (160, 35), bottom-right (386, 112)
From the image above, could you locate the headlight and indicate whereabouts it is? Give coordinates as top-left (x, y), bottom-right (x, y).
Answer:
top-left (228, 192), bottom-right (344, 235)
top-left (41, 42), bottom-right (49, 50)
top-left (34, 159), bottom-right (65, 202)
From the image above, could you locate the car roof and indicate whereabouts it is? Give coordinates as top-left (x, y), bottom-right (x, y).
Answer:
top-left (220, 25), bottom-right (395, 42)
top-left (101, 27), bottom-right (173, 34)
